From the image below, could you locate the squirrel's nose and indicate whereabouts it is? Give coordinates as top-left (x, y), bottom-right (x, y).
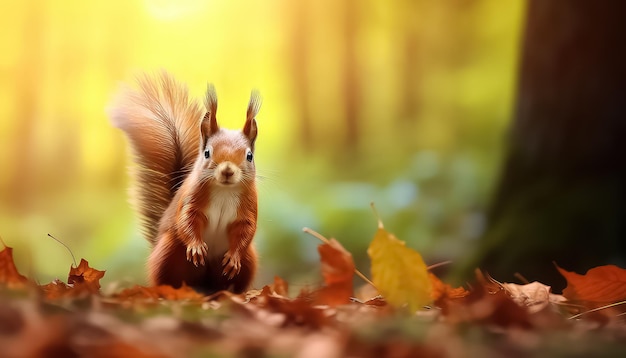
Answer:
top-left (222, 167), bottom-right (234, 178)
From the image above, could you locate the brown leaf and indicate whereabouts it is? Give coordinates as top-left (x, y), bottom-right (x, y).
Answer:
top-left (252, 288), bottom-right (330, 329)
top-left (319, 239), bottom-right (355, 286)
top-left (270, 276), bottom-right (289, 297)
top-left (40, 279), bottom-right (72, 300)
top-left (37, 260), bottom-right (105, 299)
top-left (0, 246), bottom-right (29, 288)
top-left (114, 284), bottom-right (205, 301)
top-left (67, 259), bottom-right (106, 294)
top-left (314, 239), bottom-right (355, 306)
top-left (445, 286), bottom-right (532, 329)
top-left (556, 264), bottom-right (626, 304)
top-left (429, 273), bottom-right (468, 306)
top-left (442, 271), bottom-right (532, 329)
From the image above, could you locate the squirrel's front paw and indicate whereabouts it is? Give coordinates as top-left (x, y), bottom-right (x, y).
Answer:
top-left (222, 251), bottom-right (241, 279)
top-left (186, 242), bottom-right (208, 266)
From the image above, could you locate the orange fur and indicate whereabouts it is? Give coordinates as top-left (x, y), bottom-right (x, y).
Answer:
top-left (109, 72), bottom-right (260, 294)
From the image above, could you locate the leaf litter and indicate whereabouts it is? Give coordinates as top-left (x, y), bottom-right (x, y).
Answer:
top-left (1, 218), bottom-right (626, 357)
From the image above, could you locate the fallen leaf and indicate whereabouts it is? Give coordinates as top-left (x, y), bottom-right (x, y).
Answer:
top-left (114, 284), bottom-right (205, 301)
top-left (556, 264), bottom-right (626, 304)
top-left (271, 276), bottom-right (289, 297)
top-left (443, 282), bottom-right (532, 329)
top-left (429, 273), bottom-right (468, 306)
top-left (367, 218), bottom-right (432, 312)
top-left (251, 287), bottom-right (330, 329)
top-left (476, 271), bottom-right (566, 314)
top-left (40, 279), bottom-right (72, 300)
top-left (67, 259), bottom-right (106, 294)
top-left (319, 239), bottom-right (354, 286)
top-left (314, 239), bottom-right (355, 306)
top-left (501, 281), bottom-right (564, 314)
top-left (0, 246), bottom-right (29, 288)
top-left (361, 296), bottom-right (387, 307)
top-left (37, 260), bottom-right (105, 299)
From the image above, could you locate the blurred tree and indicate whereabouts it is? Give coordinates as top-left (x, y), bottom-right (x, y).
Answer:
top-left (462, 1), bottom-right (626, 290)
top-left (341, 0), bottom-right (361, 149)
top-left (9, 2), bottom-right (42, 211)
top-left (288, 0), bottom-right (313, 150)
top-left (398, 1), bottom-right (421, 122)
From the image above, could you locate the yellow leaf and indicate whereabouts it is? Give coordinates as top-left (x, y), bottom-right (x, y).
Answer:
top-left (367, 218), bottom-right (432, 312)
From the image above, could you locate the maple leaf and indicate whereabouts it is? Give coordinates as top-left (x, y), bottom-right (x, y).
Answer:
top-left (367, 216), bottom-right (432, 312)
top-left (0, 245), bottom-right (29, 288)
top-left (314, 239), bottom-right (355, 306)
top-left (67, 259), bottom-right (105, 294)
top-left (38, 259), bottom-right (105, 299)
top-left (556, 264), bottom-right (626, 304)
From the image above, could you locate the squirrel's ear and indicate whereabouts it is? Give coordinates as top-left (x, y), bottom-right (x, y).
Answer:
top-left (202, 84), bottom-right (219, 145)
top-left (243, 90), bottom-right (261, 147)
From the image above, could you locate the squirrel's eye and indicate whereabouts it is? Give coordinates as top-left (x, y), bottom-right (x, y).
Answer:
top-left (204, 149), bottom-right (211, 159)
top-left (246, 150), bottom-right (254, 162)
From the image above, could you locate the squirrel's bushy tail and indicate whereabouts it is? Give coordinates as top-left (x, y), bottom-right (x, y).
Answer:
top-left (108, 71), bottom-right (203, 245)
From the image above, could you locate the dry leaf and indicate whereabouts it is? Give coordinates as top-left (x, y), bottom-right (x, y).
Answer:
top-left (114, 284), bottom-right (205, 301)
top-left (40, 279), bottom-right (72, 300)
top-left (271, 276), bottom-right (289, 297)
top-left (314, 239), bottom-right (355, 306)
top-left (68, 259), bottom-right (106, 294)
top-left (37, 260), bottom-right (106, 299)
top-left (501, 282), bottom-right (557, 314)
top-left (0, 246), bottom-right (29, 288)
top-left (251, 287), bottom-right (330, 329)
top-left (429, 273), bottom-right (468, 306)
top-left (443, 283), bottom-right (532, 329)
top-left (556, 264), bottom-right (626, 304)
top-left (3, 240), bottom-right (626, 356)
top-left (367, 219), bottom-right (432, 312)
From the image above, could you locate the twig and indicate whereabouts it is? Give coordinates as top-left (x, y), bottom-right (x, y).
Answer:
top-left (568, 300), bottom-right (626, 320)
top-left (302, 227), bottom-right (331, 245)
top-left (302, 227), bottom-right (377, 289)
top-left (47, 233), bottom-right (77, 267)
top-left (427, 260), bottom-right (452, 271)
top-left (514, 272), bottom-right (530, 284)
top-left (370, 202), bottom-right (384, 229)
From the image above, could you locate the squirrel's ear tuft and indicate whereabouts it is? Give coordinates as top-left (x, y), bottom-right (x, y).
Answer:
top-left (202, 84), bottom-right (219, 145)
top-left (243, 90), bottom-right (261, 147)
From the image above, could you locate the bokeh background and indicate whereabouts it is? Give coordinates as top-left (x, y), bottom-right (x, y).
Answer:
top-left (1, 0), bottom-right (525, 288)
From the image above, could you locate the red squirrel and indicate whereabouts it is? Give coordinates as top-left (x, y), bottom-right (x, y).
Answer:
top-left (108, 72), bottom-right (260, 294)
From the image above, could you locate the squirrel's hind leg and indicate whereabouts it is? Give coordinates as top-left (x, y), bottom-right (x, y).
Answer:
top-left (147, 233), bottom-right (206, 289)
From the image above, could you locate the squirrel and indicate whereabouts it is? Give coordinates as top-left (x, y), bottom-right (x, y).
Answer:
top-left (108, 72), bottom-right (260, 294)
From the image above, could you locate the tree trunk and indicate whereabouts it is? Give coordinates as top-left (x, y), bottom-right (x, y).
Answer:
top-left (463, 1), bottom-right (626, 290)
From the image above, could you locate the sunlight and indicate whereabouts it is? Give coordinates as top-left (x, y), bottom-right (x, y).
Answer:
top-left (143, 0), bottom-right (209, 21)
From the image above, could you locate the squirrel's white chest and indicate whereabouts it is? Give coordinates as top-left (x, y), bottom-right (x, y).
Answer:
top-left (202, 189), bottom-right (241, 258)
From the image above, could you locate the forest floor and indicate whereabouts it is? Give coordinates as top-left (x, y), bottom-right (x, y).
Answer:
top-left (1, 226), bottom-right (625, 357)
